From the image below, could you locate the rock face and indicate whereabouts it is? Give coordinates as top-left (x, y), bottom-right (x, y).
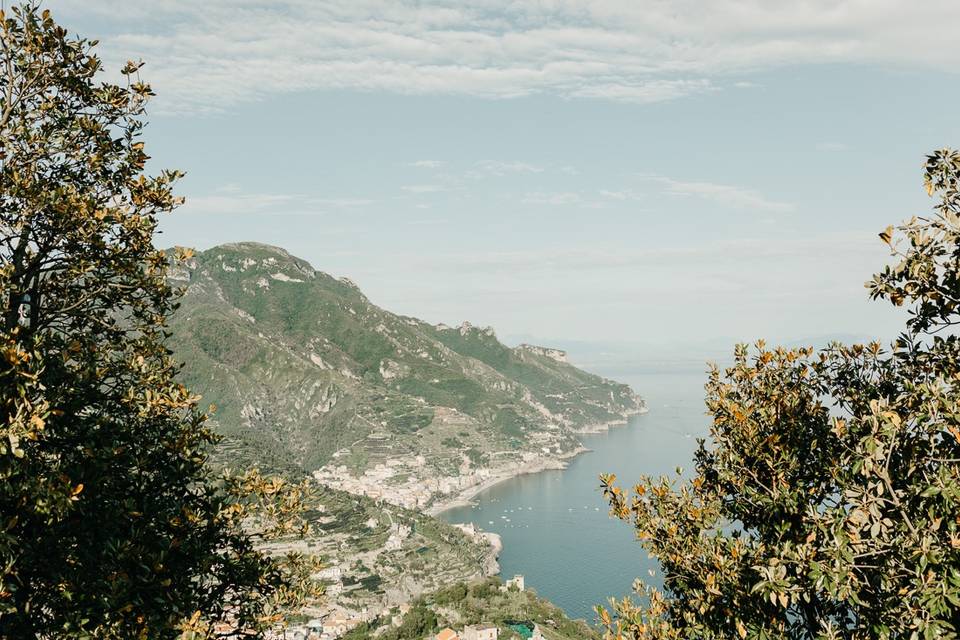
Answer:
top-left (517, 344), bottom-right (569, 363)
top-left (166, 242), bottom-right (645, 474)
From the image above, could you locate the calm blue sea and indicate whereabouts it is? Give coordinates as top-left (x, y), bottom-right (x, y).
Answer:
top-left (439, 363), bottom-right (712, 623)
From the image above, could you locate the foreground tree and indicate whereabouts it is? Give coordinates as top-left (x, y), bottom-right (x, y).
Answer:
top-left (601, 149), bottom-right (960, 640)
top-left (0, 4), bottom-right (316, 637)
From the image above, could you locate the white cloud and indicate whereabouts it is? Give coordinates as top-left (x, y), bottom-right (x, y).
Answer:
top-left (599, 188), bottom-right (643, 201)
top-left (642, 176), bottom-right (795, 213)
top-left (404, 232), bottom-right (886, 300)
top-left (309, 197), bottom-right (376, 207)
top-left (44, 0), bottom-right (960, 115)
top-left (521, 191), bottom-right (581, 205)
top-left (474, 160), bottom-right (545, 175)
top-left (408, 231), bottom-right (879, 274)
top-left (180, 190), bottom-right (373, 215)
top-left (409, 160), bottom-right (445, 168)
top-left (181, 192), bottom-right (303, 216)
top-left (401, 184), bottom-right (445, 193)
top-left (570, 78), bottom-right (715, 102)
top-left (407, 217), bottom-right (448, 225)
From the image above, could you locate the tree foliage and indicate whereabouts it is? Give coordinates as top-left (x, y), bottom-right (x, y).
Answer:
top-left (0, 4), bottom-right (317, 637)
top-left (601, 149), bottom-right (960, 640)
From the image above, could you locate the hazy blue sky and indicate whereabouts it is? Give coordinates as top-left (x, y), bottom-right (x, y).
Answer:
top-left (46, 1), bottom-right (960, 348)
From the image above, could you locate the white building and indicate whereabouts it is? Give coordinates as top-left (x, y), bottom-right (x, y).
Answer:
top-left (502, 574), bottom-right (525, 592)
top-left (315, 566), bottom-right (342, 581)
top-left (463, 624), bottom-right (499, 640)
top-left (385, 523), bottom-right (411, 550)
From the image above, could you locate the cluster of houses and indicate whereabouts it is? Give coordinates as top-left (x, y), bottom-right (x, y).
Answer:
top-left (312, 407), bottom-right (574, 513)
top-left (277, 573), bottom-right (532, 640)
top-left (282, 602), bottom-right (416, 640)
top-left (429, 575), bottom-right (535, 640)
top-left (436, 624), bottom-right (500, 640)
top-left (280, 616), bottom-right (546, 640)
top-left (283, 612), bottom-right (364, 640)
top-left (435, 621), bottom-right (545, 640)
top-left (312, 455), bottom-right (495, 510)
top-left (314, 446), bottom-right (572, 513)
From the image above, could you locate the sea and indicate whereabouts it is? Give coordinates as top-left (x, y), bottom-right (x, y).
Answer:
top-left (438, 361), bottom-right (713, 623)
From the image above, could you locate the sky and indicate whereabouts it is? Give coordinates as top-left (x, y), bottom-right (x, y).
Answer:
top-left (44, 1), bottom-right (960, 352)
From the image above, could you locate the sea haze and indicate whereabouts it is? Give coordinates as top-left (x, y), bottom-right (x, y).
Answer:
top-left (439, 363), bottom-right (712, 622)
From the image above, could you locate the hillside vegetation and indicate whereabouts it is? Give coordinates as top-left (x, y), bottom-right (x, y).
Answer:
top-left (166, 243), bottom-right (643, 476)
top-left (343, 577), bottom-right (600, 640)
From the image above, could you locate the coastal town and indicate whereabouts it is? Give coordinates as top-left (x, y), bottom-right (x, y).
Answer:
top-left (311, 447), bottom-right (583, 514)
top-left (254, 481), bottom-right (507, 640)
top-left (166, 241), bottom-right (644, 640)
top-left (434, 619), bottom-right (547, 640)
top-left (282, 608), bottom-right (546, 640)
top-left (310, 402), bottom-right (645, 515)
top-left (280, 574), bottom-right (537, 640)
top-left (295, 404), bottom-right (645, 639)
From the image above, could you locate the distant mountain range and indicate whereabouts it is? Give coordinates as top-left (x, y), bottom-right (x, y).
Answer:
top-left (166, 243), bottom-right (644, 474)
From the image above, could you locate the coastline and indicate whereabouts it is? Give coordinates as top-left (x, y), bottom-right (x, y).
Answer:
top-left (429, 404), bottom-right (648, 588)
top-left (428, 405), bottom-right (647, 517)
top-left (426, 444), bottom-right (590, 517)
top-left (481, 531), bottom-right (502, 575)
top-left (573, 405), bottom-right (648, 435)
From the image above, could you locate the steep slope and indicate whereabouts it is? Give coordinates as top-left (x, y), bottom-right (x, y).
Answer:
top-left (166, 243), bottom-right (644, 501)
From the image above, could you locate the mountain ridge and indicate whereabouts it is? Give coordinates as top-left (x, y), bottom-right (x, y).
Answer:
top-left (166, 242), bottom-right (644, 508)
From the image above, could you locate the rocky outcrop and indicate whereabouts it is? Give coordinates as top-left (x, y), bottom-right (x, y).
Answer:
top-left (516, 343), bottom-right (569, 363)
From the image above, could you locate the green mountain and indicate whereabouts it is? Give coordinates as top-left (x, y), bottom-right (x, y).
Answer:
top-left (167, 243), bottom-right (644, 485)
